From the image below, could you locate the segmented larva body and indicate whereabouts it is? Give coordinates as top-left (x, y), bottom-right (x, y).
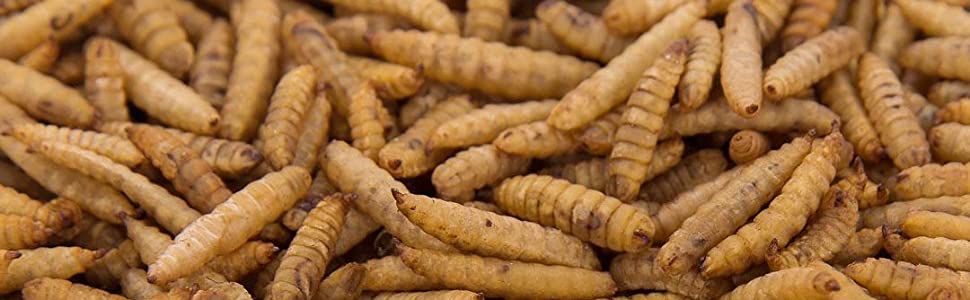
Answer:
top-left (893, 162), bottom-right (970, 201)
top-left (870, 4), bottom-right (915, 73)
top-left (861, 195), bottom-right (970, 228)
top-left (430, 99), bottom-right (556, 150)
top-left (11, 123), bottom-right (145, 168)
top-left (928, 81), bottom-right (970, 107)
top-left (857, 53), bottom-right (930, 169)
top-left (542, 138), bottom-right (685, 193)
top-left (678, 20), bottom-right (721, 110)
top-left (464, 0), bottom-right (509, 42)
top-left (578, 106), bottom-right (625, 155)
top-left (371, 29), bottom-right (599, 101)
top-left (931, 123), bottom-right (970, 162)
top-left (752, 0), bottom-right (795, 43)
top-left (431, 144), bottom-right (531, 203)
top-left (22, 278), bottom-right (127, 300)
top-left (291, 91), bottom-right (331, 171)
top-left (219, 0), bottom-right (281, 141)
top-left (767, 183), bottom-right (860, 270)
top-left (902, 211), bottom-right (970, 241)
top-left (779, 0), bottom-right (838, 51)
top-left (602, 0), bottom-right (689, 36)
top-left (901, 37), bottom-right (970, 83)
top-left (127, 125), bottom-right (231, 213)
top-left (0, 60), bottom-right (95, 128)
top-left (721, 0), bottom-right (764, 117)
top-left (286, 12), bottom-right (385, 160)
top-left (323, 14), bottom-right (411, 55)
top-left (536, 0), bottom-right (632, 63)
top-left (259, 65), bottom-right (316, 170)
top-left (764, 27), bottom-right (865, 99)
top-left (345, 56), bottom-right (424, 101)
top-left (378, 95), bottom-right (475, 178)
top-left (84, 37), bottom-right (128, 122)
top-left (494, 121), bottom-right (580, 158)
top-left (502, 18), bottom-right (575, 55)
top-left (727, 130), bottom-right (771, 164)
top-left (637, 149), bottom-right (727, 203)
top-left (268, 194), bottom-right (349, 300)
top-left (326, 0), bottom-right (459, 34)
top-left (896, 0), bottom-right (970, 37)
top-left (494, 174), bottom-right (657, 252)
top-left (818, 70), bottom-right (883, 163)
top-left (607, 41), bottom-right (687, 202)
top-left (0, 247), bottom-right (103, 294)
top-left (110, 0), bottom-right (194, 77)
top-left (610, 249), bottom-right (734, 299)
top-left (660, 98), bottom-right (840, 139)
top-left (844, 258), bottom-right (970, 300)
top-left (0, 214), bottom-right (51, 250)
top-left (97, 122), bottom-right (263, 179)
top-left (190, 19), bottom-right (234, 108)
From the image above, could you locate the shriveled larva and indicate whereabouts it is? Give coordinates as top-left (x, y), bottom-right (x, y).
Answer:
top-left (637, 149), bottom-right (727, 203)
top-left (148, 166), bottom-right (309, 284)
top-left (190, 19), bottom-right (234, 108)
top-left (928, 81), bottom-right (970, 107)
top-left (678, 20), bottom-right (721, 110)
top-left (494, 174), bottom-right (657, 252)
top-left (903, 211), bottom-right (970, 241)
top-left (31, 140), bottom-right (201, 234)
top-left (657, 136), bottom-right (812, 274)
top-left (728, 130), bottom-right (772, 164)
top-left (285, 11), bottom-right (385, 160)
top-left (548, 1), bottom-right (704, 129)
top-left (323, 14), bottom-right (411, 55)
top-left (219, 0), bottom-right (281, 141)
top-left (901, 37), bottom-right (970, 83)
top-left (267, 194), bottom-right (349, 300)
top-left (107, 39), bottom-right (220, 135)
top-left (378, 95), bottom-right (475, 178)
top-left (84, 37), bottom-right (128, 122)
top-left (885, 234), bottom-right (970, 272)
top-left (11, 123), bottom-right (145, 168)
top-left (818, 70), bottom-right (883, 163)
top-left (0, 0), bottom-right (111, 60)
top-left (97, 122), bottom-right (263, 179)
top-left (324, 141), bottom-right (453, 252)
top-left (660, 98), bottom-right (840, 139)
top-left (397, 245), bottom-right (616, 299)
top-left (845, 258), bottom-right (970, 300)
top-left (703, 133), bottom-right (849, 278)
top-left (861, 195), bottom-right (970, 228)
top-left (602, 0), bottom-right (689, 36)
top-left (857, 53), bottom-right (930, 169)
top-left (0, 59), bottom-right (94, 128)
top-left (18, 39), bottom-right (58, 73)
top-left (764, 27), bottom-right (865, 99)
top-left (429, 100), bottom-right (556, 150)
top-left (536, 0), bottom-right (632, 63)
top-left (610, 249), bottom-right (734, 299)
top-left (258, 65), bottom-right (316, 170)
top-left (766, 182), bottom-right (860, 270)
top-left (110, 0), bottom-right (194, 77)
top-left (359, 256), bottom-right (440, 292)
top-left (23, 278), bottom-right (127, 300)
top-left (896, 0), bottom-right (970, 37)
top-left (607, 41), bottom-right (688, 201)
top-left (721, 0), bottom-right (764, 117)
top-left (431, 144), bottom-right (531, 203)
top-left (0, 247), bottom-right (103, 294)
top-left (372, 29), bottom-right (598, 101)
top-left (345, 56), bottom-right (424, 101)
top-left (127, 125), bottom-right (231, 214)
top-left (464, 0), bottom-right (509, 42)
top-left (931, 123), bottom-right (970, 162)
top-left (326, 0), bottom-right (458, 34)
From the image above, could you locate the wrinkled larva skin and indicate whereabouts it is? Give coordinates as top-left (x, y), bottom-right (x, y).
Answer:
top-left (0, 247), bottom-right (102, 294)
top-left (111, 0), bottom-right (194, 77)
top-left (896, 0), bottom-right (970, 37)
top-left (719, 267), bottom-right (841, 300)
top-left (819, 70), bottom-right (884, 163)
top-left (326, 0), bottom-right (458, 34)
top-left (84, 37), bottom-right (129, 122)
top-left (767, 182), bottom-right (860, 271)
top-left (720, 1), bottom-right (764, 118)
top-left (494, 174), bottom-right (657, 252)
top-left (258, 65), bottom-right (316, 170)
top-left (378, 96), bottom-right (475, 178)
top-left (191, 19), bottom-right (234, 108)
top-left (845, 258), bottom-right (970, 300)
top-left (268, 194), bottom-right (349, 300)
top-left (12, 123), bottom-right (145, 168)
top-left (779, 0), bottom-right (838, 51)
top-left (464, 0), bottom-right (509, 42)
top-left (728, 130), bottom-right (771, 164)
top-left (537, 0), bottom-right (632, 63)
top-left (764, 27), bottom-right (865, 99)
top-left (678, 20), bottom-right (721, 110)
top-left (857, 53), bottom-right (930, 169)
top-left (432, 144), bottom-right (531, 203)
